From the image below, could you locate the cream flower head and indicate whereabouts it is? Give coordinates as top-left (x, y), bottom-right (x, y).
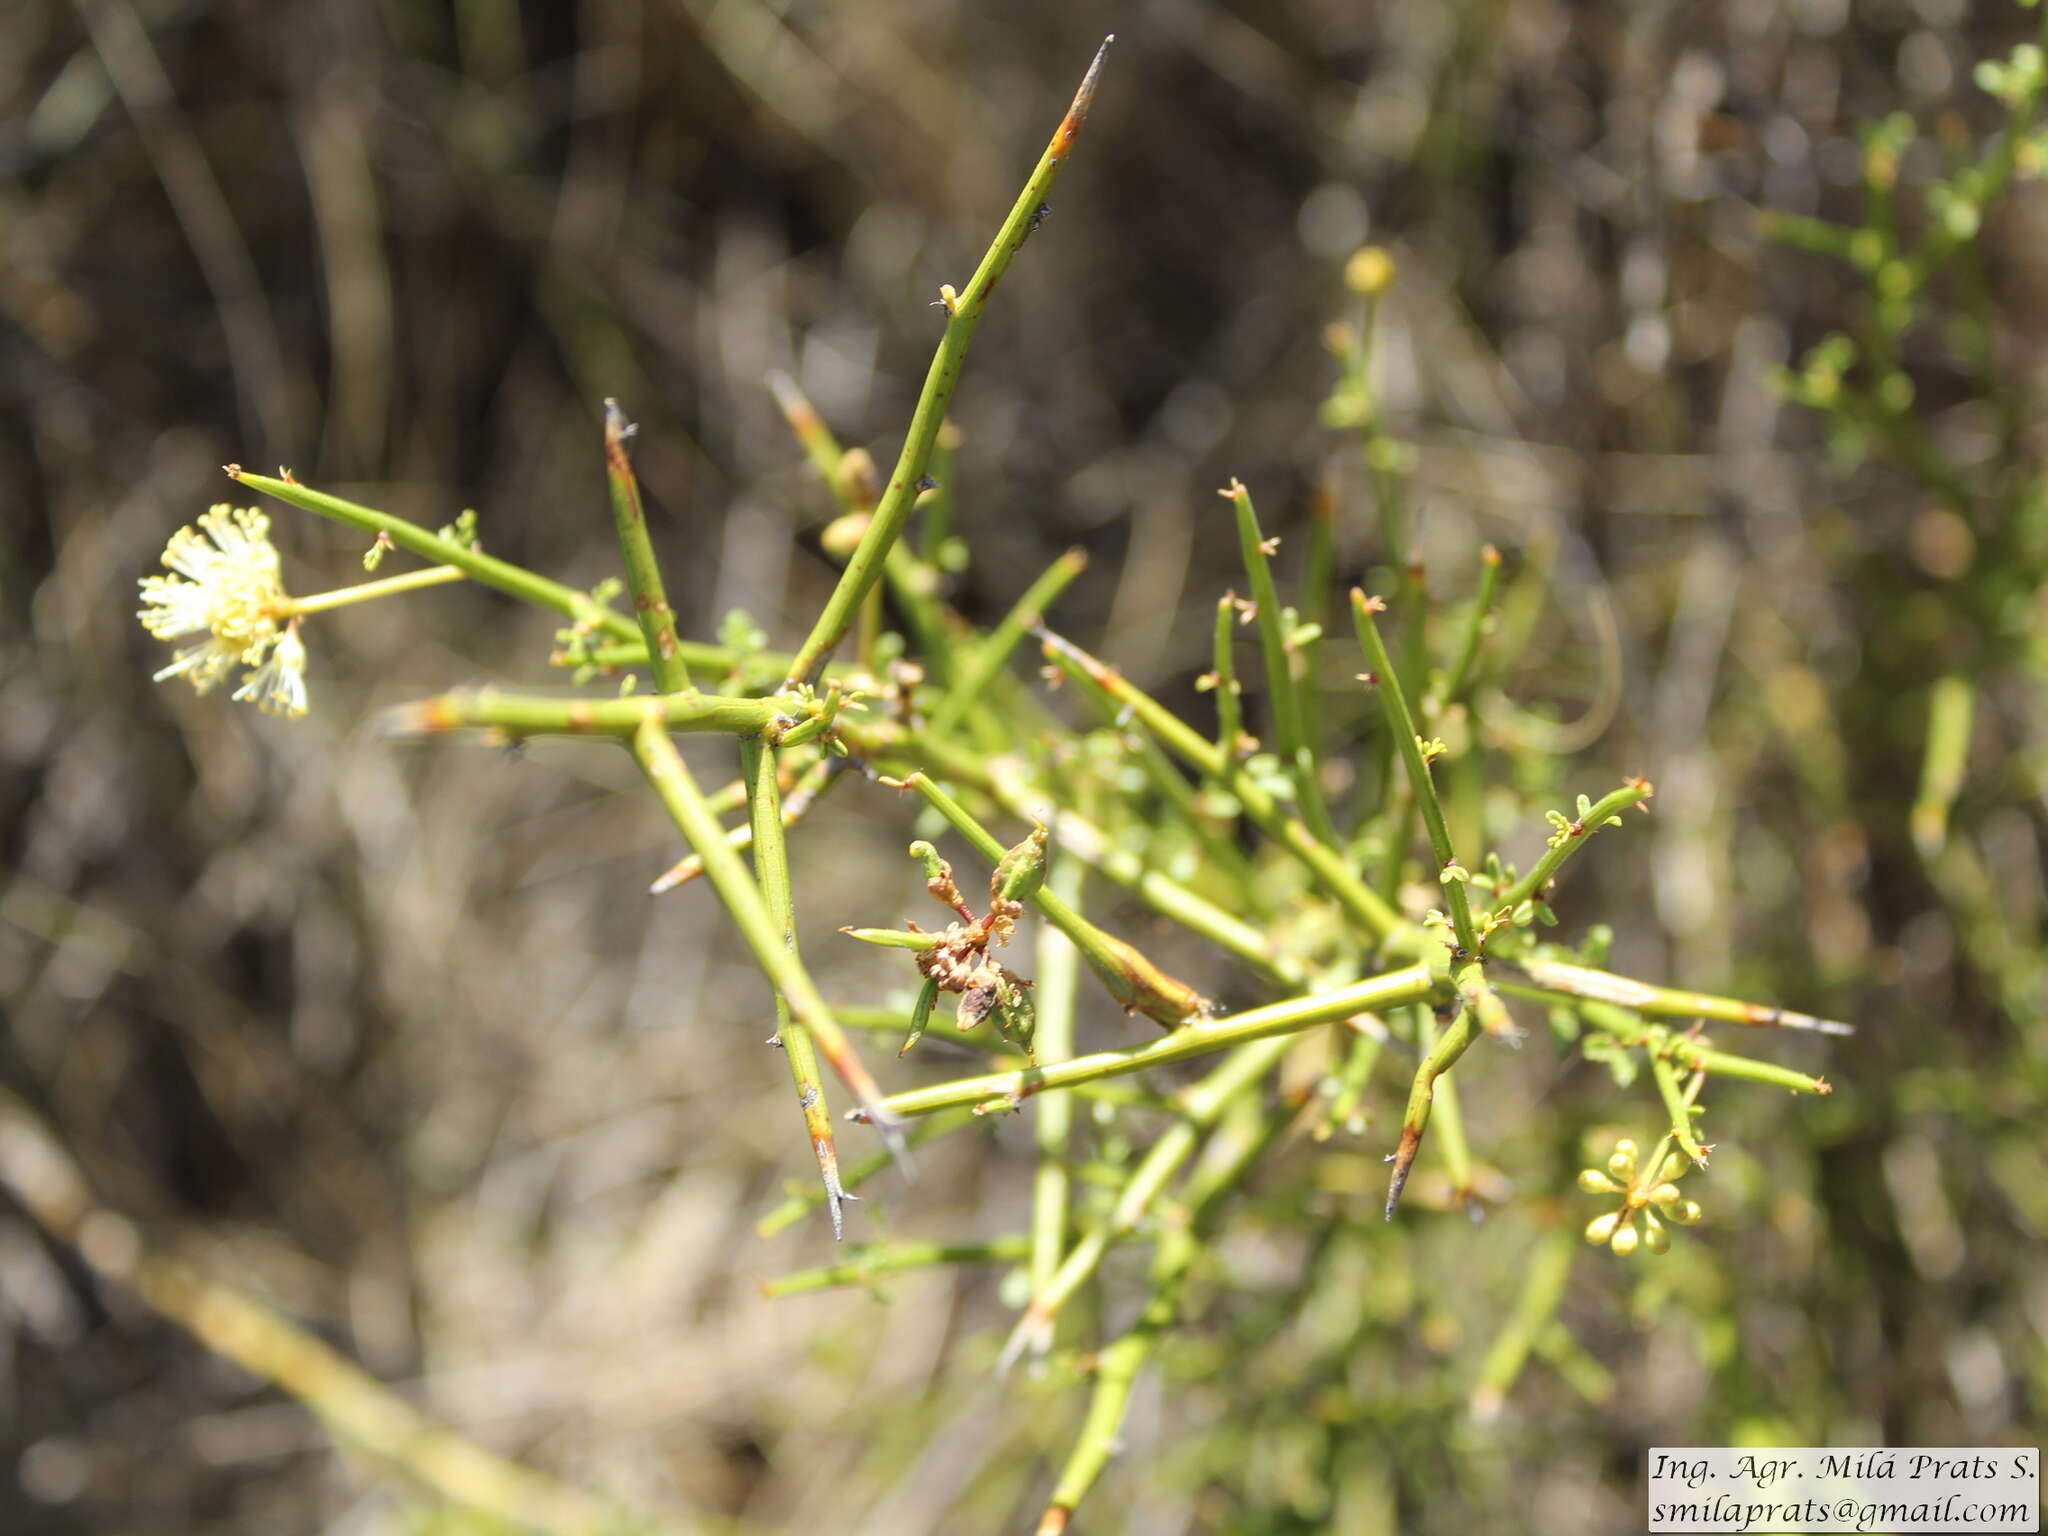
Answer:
top-left (138, 504), bottom-right (307, 713)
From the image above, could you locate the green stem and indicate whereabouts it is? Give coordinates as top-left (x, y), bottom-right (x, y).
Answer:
top-left (602, 399), bottom-right (691, 693)
top-left (929, 547), bottom-right (1088, 737)
top-left (630, 718), bottom-right (902, 1152)
top-left (286, 563), bottom-right (467, 615)
top-left (650, 753), bottom-right (846, 894)
top-left (1468, 1227), bottom-right (1576, 1421)
top-left (1650, 1049), bottom-right (1711, 1167)
top-left (849, 963), bottom-right (1438, 1122)
top-left (1038, 628), bottom-right (1408, 945)
top-left (1029, 856), bottom-right (1087, 1304)
top-left (1351, 589), bottom-right (1480, 957)
top-left (849, 722), bottom-right (1292, 982)
top-left (767, 370), bottom-right (958, 682)
top-left (1209, 592), bottom-right (1248, 757)
top-left (1497, 781), bottom-right (1655, 911)
top-left (1037, 1097), bottom-right (1280, 1534)
top-left (1417, 1006), bottom-right (1474, 1202)
top-left (1910, 672), bottom-right (1973, 860)
top-left (1225, 478), bottom-right (1334, 840)
top-left (756, 1108), bottom-right (979, 1237)
top-left (1428, 545), bottom-right (1502, 715)
top-left (743, 736), bottom-right (851, 1238)
top-left (1384, 979), bottom-right (1484, 1219)
top-left (1499, 956), bottom-right (1854, 1035)
top-left (1299, 483), bottom-right (1337, 761)
top-left (227, 469), bottom-right (641, 642)
top-left (762, 1237), bottom-right (1030, 1298)
top-left (782, 38), bottom-right (1114, 687)
top-left (1004, 1030), bottom-right (1295, 1363)
top-left (384, 688), bottom-right (795, 741)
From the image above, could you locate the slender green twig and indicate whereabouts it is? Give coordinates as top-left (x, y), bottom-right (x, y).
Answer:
top-left (1029, 856), bottom-right (1086, 1313)
top-left (1351, 588), bottom-right (1480, 957)
top-left (1428, 544), bottom-right (1502, 715)
top-left (1206, 592), bottom-right (1249, 758)
top-left (630, 718), bottom-right (903, 1156)
top-left (1038, 628), bottom-right (1408, 944)
top-left (602, 398), bottom-right (692, 693)
top-left (928, 547), bottom-right (1088, 737)
top-left (767, 370), bottom-right (956, 674)
top-left (1416, 1005), bottom-right (1475, 1202)
top-left (1224, 478), bottom-right (1335, 840)
top-left (650, 753), bottom-right (847, 894)
top-left (382, 688), bottom-right (798, 741)
top-left (1036, 1095), bottom-right (1282, 1534)
top-left (1650, 1048), bottom-right (1711, 1167)
top-left (762, 1237), bottom-right (1030, 1298)
top-left (848, 963), bottom-right (1438, 1122)
top-left (227, 468), bottom-right (641, 643)
top-left (1518, 991), bottom-right (1838, 1095)
top-left (286, 562), bottom-right (468, 614)
top-left (1497, 955), bottom-right (1855, 1035)
top-left (1910, 672), bottom-right (1973, 859)
top-left (1383, 992), bottom-right (1482, 1220)
top-left (757, 1108), bottom-right (979, 1237)
top-left (1469, 1227), bottom-right (1577, 1422)
top-left (1497, 780), bottom-right (1655, 911)
top-left (1002, 1030), bottom-right (1295, 1365)
top-left (743, 736), bottom-right (854, 1238)
top-left (782, 36), bottom-right (1115, 686)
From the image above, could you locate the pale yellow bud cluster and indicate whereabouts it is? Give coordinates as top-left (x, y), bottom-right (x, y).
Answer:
top-left (1578, 1137), bottom-right (1703, 1258)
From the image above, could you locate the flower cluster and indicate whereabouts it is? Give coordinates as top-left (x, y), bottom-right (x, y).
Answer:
top-left (1577, 1136), bottom-right (1703, 1257)
top-left (137, 505), bottom-right (308, 716)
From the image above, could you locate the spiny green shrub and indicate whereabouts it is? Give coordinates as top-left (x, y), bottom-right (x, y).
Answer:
top-left (132, 36), bottom-right (1854, 1534)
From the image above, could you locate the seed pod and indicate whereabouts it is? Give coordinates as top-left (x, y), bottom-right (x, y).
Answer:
top-left (992, 821), bottom-right (1050, 905)
top-left (994, 975), bottom-right (1037, 1058)
top-left (900, 977), bottom-right (939, 1057)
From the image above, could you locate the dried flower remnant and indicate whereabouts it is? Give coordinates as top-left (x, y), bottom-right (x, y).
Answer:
top-left (849, 829), bottom-right (1048, 1058)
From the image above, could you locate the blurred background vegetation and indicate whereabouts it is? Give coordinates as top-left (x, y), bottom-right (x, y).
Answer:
top-left (3, 0), bottom-right (2044, 1531)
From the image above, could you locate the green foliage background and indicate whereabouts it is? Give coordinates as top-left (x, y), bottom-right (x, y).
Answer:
top-left (2, 0), bottom-right (2043, 1531)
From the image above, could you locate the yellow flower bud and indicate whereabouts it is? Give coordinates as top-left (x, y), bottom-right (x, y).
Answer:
top-left (1584, 1211), bottom-right (1622, 1245)
top-left (1609, 1219), bottom-right (1640, 1257)
top-left (1345, 246), bottom-right (1396, 295)
top-left (1642, 1211), bottom-right (1671, 1254)
top-left (1578, 1169), bottom-right (1622, 1195)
